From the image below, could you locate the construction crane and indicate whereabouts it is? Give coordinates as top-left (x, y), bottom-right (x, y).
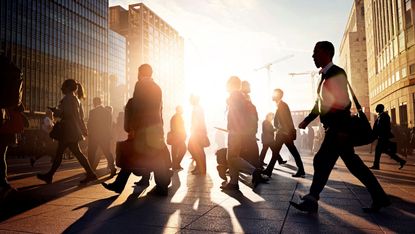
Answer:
top-left (288, 71), bottom-right (320, 100)
top-left (254, 54), bottom-right (294, 87)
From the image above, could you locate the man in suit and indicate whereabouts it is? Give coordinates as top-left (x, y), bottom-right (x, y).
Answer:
top-left (290, 41), bottom-right (390, 213)
top-left (262, 89), bottom-right (305, 178)
top-left (87, 97), bottom-right (116, 177)
top-left (102, 64), bottom-right (171, 196)
top-left (370, 104), bottom-right (406, 170)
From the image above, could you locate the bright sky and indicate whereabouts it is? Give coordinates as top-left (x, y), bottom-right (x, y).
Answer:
top-left (109, 0), bottom-right (353, 126)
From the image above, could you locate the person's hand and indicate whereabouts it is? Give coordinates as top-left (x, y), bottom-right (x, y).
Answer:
top-left (298, 120), bottom-right (308, 129)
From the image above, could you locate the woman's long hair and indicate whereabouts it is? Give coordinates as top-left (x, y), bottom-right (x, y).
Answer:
top-left (60, 79), bottom-right (85, 99)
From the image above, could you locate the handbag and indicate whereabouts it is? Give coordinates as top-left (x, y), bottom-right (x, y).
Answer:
top-left (116, 139), bottom-right (138, 169)
top-left (0, 109), bottom-right (25, 134)
top-left (49, 121), bottom-right (63, 140)
top-left (347, 81), bottom-right (375, 146)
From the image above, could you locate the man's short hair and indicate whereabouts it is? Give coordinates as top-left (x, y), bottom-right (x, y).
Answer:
top-left (93, 97), bottom-right (101, 105)
top-left (274, 88), bottom-right (284, 97)
top-left (375, 104), bottom-right (385, 113)
top-left (316, 41), bottom-right (335, 58)
top-left (227, 76), bottom-right (241, 91)
top-left (138, 64), bottom-right (153, 77)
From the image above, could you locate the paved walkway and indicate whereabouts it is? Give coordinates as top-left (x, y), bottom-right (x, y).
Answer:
top-left (1, 148), bottom-right (414, 233)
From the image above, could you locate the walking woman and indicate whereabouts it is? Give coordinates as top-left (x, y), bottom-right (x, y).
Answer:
top-left (188, 95), bottom-right (209, 175)
top-left (37, 79), bottom-right (96, 184)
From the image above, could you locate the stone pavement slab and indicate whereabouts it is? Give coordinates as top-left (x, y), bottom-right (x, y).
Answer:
top-left (0, 149), bottom-right (414, 233)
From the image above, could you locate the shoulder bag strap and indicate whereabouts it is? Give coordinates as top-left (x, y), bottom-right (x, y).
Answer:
top-left (345, 79), bottom-right (362, 111)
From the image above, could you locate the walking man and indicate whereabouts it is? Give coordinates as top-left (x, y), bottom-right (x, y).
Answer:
top-left (262, 88), bottom-right (305, 178)
top-left (291, 41), bottom-right (390, 213)
top-left (87, 97), bottom-right (117, 177)
top-left (370, 104), bottom-right (406, 170)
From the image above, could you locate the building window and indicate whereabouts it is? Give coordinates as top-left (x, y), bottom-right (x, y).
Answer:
top-left (391, 107), bottom-right (397, 124)
top-left (399, 102), bottom-right (408, 127)
top-left (405, 0), bottom-right (413, 28)
top-left (410, 63), bottom-right (415, 75)
top-left (402, 67), bottom-right (407, 78)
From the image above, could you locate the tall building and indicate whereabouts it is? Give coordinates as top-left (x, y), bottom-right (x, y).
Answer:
top-left (108, 29), bottom-right (127, 114)
top-left (364, 0), bottom-right (415, 127)
top-left (0, 0), bottom-right (109, 113)
top-left (339, 0), bottom-right (371, 118)
top-left (109, 3), bottom-right (185, 120)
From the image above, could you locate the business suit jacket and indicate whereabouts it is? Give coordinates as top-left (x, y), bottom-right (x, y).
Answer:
top-left (55, 93), bottom-right (87, 143)
top-left (303, 64), bottom-right (351, 129)
top-left (274, 100), bottom-right (296, 140)
top-left (87, 105), bottom-right (112, 141)
top-left (373, 112), bottom-right (393, 139)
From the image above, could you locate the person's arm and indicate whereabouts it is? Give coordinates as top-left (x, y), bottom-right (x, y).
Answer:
top-left (299, 101), bottom-right (319, 129)
top-left (77, 101), bottom-right (87, 136)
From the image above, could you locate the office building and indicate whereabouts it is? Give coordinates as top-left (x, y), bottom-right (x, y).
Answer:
top-left (108, 29), bottom-right (127, 114)
top-left (109, 3), bottom-right (185, 119)
top-left (364, 0), bottom-right (415, 127)
top-left (339, 0), bottom-right (371, 118)
top-left (0, 0), bottom-right (109, 113)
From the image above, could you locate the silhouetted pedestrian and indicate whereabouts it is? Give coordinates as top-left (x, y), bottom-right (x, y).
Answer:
top-left (30, 109), bottom-right (56, 167)
top-left (87, 97), bottom-right (116, 177)
top-left (240, 80), bottom-right (261, 168)
top-left (37, 79), bottom-right (97, 184)
top-left (259, 112), bottom-right (275, 166)
top-left (291, 41), bottom-right (389, 213)
top-left (262, 89), bottom-right (305, 178)
top-left (220, 76), bottom-right (265, 191)
top-left (0, 55), bottom-right (24, 199)
top-left (169, 105), bottom-right (187, 170)
top-left (188, 95), bottom-right (209, 175)
top-left (370, 104), bottom-right (406, 170)
top-left (101, 64), bottom-right (171, 196)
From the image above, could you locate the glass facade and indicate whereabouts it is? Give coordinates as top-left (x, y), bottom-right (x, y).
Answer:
top-left (109, 3), bottom-right (185, 121)
top-left (108, 29), bottom-right (127, 115)
top-left (0, 0), bottom-right (109, 113)
top-left (108, 30), bottom-right (126, 85)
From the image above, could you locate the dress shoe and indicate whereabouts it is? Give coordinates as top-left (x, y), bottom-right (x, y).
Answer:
top-left (37, 173), bottom-right (52, 184)
top-left (290, 199), bottom-right (318, 213)
top-left (369, 165), bottom-right (380, 170)
top-left (148, 186), bottom-right (168, 196)
top-left (261, 169), bottom-right (272, 178)
top-left (101, 182), bottom-right (123, 193)
top-left (134, 178), bottom-right (150, 187)
top-left (252, 169), bottom-right (268, 188)
top-left (362, 199), bottom-right (391, 213)
top-left (109, 168), bottom-right (117, 178)
top-left (220, 182), bottom-right (239, 191)
top-left (278, 160), bottom-right (287, 165)
top-left (292, 172), bottom-right (305, 178)
top-left (80, 174), bottom-right (97, 184)
top-left (399, 160), bottom-right (406, 170)
top-left (217, 165), bottom-right (227, 181)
